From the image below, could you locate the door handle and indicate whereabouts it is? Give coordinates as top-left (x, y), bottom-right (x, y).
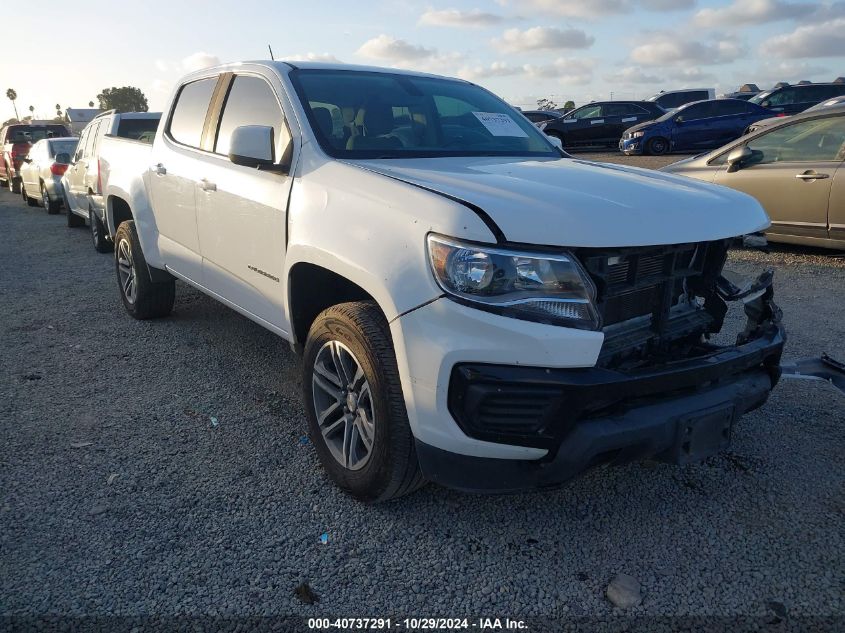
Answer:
top-left (200, 178), bottom-right (217, 192)
top-left (151, 163), bottom-right (166, 175)
top-left (795, 171), bottom-right (829, 181)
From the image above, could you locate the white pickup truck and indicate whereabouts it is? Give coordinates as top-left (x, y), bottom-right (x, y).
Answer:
top-left (104, 61), bottom-right (785, 501)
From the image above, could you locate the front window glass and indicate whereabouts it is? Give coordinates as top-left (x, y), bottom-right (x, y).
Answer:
top-left (570, 105), bottom-right (602, 119)
top-left (746, 117), bottom-right (845, 164)
top-left (214, 75), bottom-right (286, 156)
top-left (290, 69), bottom-right (558, 158)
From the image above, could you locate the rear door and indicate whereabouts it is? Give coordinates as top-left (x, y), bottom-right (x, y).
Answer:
top-left (559, 104), bottom-right (605, 146)
top-left (714, 115), bottom-right (845, 241)
top-left (147, 76), bottom-right (220, 283)
top-left (705, 100), bottom-right (751, 147)
top-left (196, 72), bottom-right (295, 330)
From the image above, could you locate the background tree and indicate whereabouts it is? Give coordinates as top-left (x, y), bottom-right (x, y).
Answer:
top-left (88, 101), bottom-right (94, 108)
top-left (6, 88), bottom-right (19, 120)
top-left (96, 86), bottom-right (148, 113)
top-left (564, 100), bottom-right (575, 111)
top-left (536, 97), bottom-right (558, 111)
top-left (55, 103), bottom-right (62, 116)
top-left (28, 105), bottom-right (34, 118)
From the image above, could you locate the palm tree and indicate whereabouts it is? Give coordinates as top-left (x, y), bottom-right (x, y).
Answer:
top-left (55, 103), bottom-right (61, 116)
top-left (28, 105), bottom-right (35, 120)
top-left (88, 101), bottom-right (94, 108)
top-left (6, 88), bottom-right (19, 120)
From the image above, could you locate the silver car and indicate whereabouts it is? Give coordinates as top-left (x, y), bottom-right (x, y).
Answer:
top-left (661, 105), bottom-right (845, 250)
top-left (19, 137), bottom-right (78, 213)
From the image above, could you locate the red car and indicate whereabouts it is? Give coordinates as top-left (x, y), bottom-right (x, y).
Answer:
top-left (0, 123), bottom-right (71, 193)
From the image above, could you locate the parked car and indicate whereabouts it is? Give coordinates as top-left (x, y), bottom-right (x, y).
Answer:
top-left (102, 60), bottom-right (784, 501)
top-left (620, 99), bottom-right (773, 155)
top-left (63, 110), bottom-right (161, 252)
top-left (745, 95), bottom-right (845, 135)
top-left (520, 109), bottom-right (563, 125)
top-left (748, 82), bottom-right (845, 116)
top-left (646, 88), bottom-right (715, 111)
top-left (0, 123), bottom-right (71, 193)
top-left (18, 137), bottom-right (78, 212)
top-left (541, 100), bottom-right (665, 149)
top-left (661, 105), bottom-right (845, 250)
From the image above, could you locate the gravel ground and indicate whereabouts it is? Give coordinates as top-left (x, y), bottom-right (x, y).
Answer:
top-left (1, 161), bottom-right (843, 627)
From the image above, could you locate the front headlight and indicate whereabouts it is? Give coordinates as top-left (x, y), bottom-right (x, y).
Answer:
top-left (630, 130), bottom-right (645, 138)
top-left (426, 234), bottom-right (600, 329)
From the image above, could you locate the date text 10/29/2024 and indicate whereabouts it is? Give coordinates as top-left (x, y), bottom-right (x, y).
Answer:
top-left (308, 618), bottom-right (529, 630)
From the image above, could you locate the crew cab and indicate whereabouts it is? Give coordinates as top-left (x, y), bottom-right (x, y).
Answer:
top-left (63, 110), bottom-right (161, 252)
top-left (105, 61), bottom-right (785, 501)
top-left (0, 123), bottom-right (70, 193)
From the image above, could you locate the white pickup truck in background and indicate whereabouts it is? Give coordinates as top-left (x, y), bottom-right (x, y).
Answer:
top-left (63, 110), bottom-right (160, 252)
top-left (102, 61), bottom-right (787, 502)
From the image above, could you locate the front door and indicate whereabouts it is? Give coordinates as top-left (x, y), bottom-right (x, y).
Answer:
top-left (196, 73), bottom-right (294, 330)
top-left (715, 116), bottom-right (845, 241)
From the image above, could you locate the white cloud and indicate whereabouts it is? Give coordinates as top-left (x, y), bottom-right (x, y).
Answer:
top-left (524, 58), bottom-right (598, 84)
top-left (356, 34), bottom-right (436, 62)
top-left (493, 26), bottom-right (594, 52)
top-left (667, 67), bottom-right (717, 83)
top-left (182, 52), bottom-right (221, 72)
top-left (355, 34), bottom-right (464, 73)
top-left (151, 79), bottom-right (173, 94)
top-left (284, 52), bottom-right (342, 63)
top-left (605, 66), bottom-right (664, 83)
top-left (751, 60), bottom-right (832, 87)
top-left (694, 0), bottom-right (805, 28)
top-left (762, 18), bottom-right (845, 57)
top-left (640, 0), bottom-right (696, 9)
top-left (458, 61), bottom-right (522, 80)
top-left (418, 8), bottom-right (505, 28)
top-left (154, 59), bottom-right (171, 73)
top-left (498, 0), bottom-right (632, 19)
top-left (631, 33), bottom-right (743, 65)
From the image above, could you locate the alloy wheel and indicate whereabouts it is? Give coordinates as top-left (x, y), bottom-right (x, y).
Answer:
top-left (117, 239), bottom-right (137, 304)
top-left (41, 186), bottom-right (50, 209)
top-left (311, 340), bottom-right (375, 471)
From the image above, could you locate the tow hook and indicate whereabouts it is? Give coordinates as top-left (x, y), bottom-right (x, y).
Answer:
top-left (780, 354), bottom-right (845, 395)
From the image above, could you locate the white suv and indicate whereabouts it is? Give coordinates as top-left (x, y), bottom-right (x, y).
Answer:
top-left (105, 61), bottom-right (785, 501)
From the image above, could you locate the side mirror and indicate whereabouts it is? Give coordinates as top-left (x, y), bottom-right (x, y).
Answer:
top-left (228, 125), bottom-right (276, 169)
top-left (23, 157), bottom-right (32, 163)
top-left (55, 152), bottom-right (71, 165)
top-left (726, 146), bottom-right (753, 173)
top-left (674, 116), bottom-right (684, 124)
top-left (547, 136), bottom-right (563, 150)
top-left (761, 100), bottom-right (770, 108)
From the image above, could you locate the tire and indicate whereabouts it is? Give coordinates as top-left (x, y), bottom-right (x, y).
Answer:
top-left (66, 194), bottom-right (85, 228)
top-left (303, 301), bottom-right (425, 502)
top-left (41, 183), bottom-right (60, 214)
top-left (114, 221), bottom-right (175, 320)
top-left (646, 136), bottom-right (669, 156)
top-left (22, 183), bottom-right (38, 207)
top-left (90, 206), bottom-right (113, 253)
top-left (8, 175), bottom-right (21, 194)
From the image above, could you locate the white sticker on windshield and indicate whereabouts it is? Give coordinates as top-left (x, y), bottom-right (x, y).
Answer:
top-left (472, 112), bottom-right (529, 137)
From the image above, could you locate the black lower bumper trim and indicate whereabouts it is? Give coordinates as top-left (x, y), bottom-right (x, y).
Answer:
top-left (419, 368), bottom-right (775, 493)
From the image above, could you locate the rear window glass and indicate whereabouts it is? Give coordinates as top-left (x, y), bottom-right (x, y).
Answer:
top-left (117, 117), bottom-right (161, 142)
top-left (169, 78), bottom-right (217, 148)
top-left (50, 140), bottom-right (78, 156)
top-left (6, 125), bottom-right (69, 143)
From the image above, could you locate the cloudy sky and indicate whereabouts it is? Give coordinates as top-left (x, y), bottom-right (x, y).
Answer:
top-left (5, 0), bottom-right (844, 118)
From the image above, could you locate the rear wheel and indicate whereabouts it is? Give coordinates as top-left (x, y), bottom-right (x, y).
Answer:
top-left (8, 175), bottom-right (20, 194)
top-left (22, 182), bottom-right (39, 207)
top-left (303, 301), bottom-right (425, 502)
top-left (647, 137), bottom-right (669, 155)
top-left (42, 183), bottom-right (60, 214)
top-left (90, 206), bottom-right (113, 253)
top-left (114, 220), bottom-right (175, 320)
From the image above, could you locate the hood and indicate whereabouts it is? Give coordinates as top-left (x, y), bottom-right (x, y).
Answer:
top-left (625, 120), bottom-right (662, 135)
top-left (347, 156), bottom-right (769, 248)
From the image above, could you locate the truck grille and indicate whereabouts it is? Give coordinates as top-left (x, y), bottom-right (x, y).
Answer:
top-left (574, 240), bottom-right (730, 365)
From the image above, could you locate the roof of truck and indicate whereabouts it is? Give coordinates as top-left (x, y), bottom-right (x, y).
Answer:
top-left (214, 60), bottom-right (464, 82)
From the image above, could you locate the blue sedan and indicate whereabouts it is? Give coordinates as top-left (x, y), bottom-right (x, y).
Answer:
top-left (620, 99), bottom-right (773, 155)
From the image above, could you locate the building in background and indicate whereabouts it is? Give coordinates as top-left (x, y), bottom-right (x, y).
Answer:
top-left (65, 108), bottom-right (102, 136)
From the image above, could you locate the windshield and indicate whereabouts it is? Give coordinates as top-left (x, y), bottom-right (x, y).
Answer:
top-left (289, 69), bottom-right (559, 159)
top-left (748, 91), bottom-right (772, 105)
top-left (117, 117), bottom-right (161, 142)
top-left (7, 125), bottom-right (69, 143)
top-left (50, 140), bottom-right (78, 157)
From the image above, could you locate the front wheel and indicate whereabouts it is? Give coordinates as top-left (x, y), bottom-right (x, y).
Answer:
top-left (114, 221), bottom-right (175, 320)
top-left (646, 137), bottom-right (669, 155)
top-left (22, 183), bottom-right (38, 207)
top-left (303, 301), bottom-right (424, 502)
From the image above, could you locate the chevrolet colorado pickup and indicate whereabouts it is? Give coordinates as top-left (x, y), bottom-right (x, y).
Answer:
top-left (106, 61), bottom-right (785, 501)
